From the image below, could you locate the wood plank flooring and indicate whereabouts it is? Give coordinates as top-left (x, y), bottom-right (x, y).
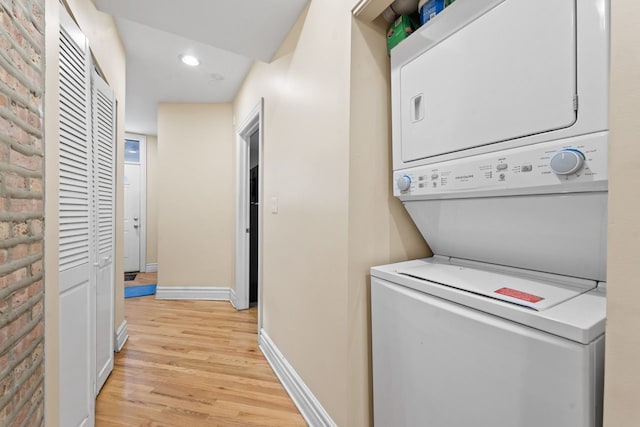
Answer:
top-left (124, 272), bottom-right (157, 287)
top-left (95, 292), bottom-right (307, 426)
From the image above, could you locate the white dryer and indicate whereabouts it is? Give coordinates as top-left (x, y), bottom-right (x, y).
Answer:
top-left (372, 0), bottom-right (610, 426)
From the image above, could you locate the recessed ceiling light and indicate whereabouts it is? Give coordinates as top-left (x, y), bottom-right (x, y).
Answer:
top-left (180, 54), bottom-right (200, 67)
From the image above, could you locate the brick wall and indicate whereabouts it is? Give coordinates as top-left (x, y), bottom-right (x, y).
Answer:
top-left (0, 0), bottom-right (45, 426)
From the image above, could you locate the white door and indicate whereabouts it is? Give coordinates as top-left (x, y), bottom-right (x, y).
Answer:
top-left (124, 160), bottom-right (141, 272)
top-left (92, 70), bottom-right (115, 393)
top-left (59, 10), bottom-right (95, 427)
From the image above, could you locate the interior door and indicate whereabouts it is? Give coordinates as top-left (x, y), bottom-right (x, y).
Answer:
top-left (92, 70), bottom-right (116, 393)
top-left (59, 10), bottom-right (95, 427)
top-left (399, 0), bottom-right (577, 162)
top-left (124, 158), bottom-right (141, 272)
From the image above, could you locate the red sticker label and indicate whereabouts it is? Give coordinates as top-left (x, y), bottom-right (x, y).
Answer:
top-left (495, 287), bottom-right (544, 303)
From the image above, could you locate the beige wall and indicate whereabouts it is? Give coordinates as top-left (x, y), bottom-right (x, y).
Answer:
top-left (43, 1), bottom-right (61, 423)
top-left (145, 135), bottom-right (158, 264)
top-left (603, 1), bottom-right (640, 425)
top-left (347, 16), bottom-right (431, 426)
top-left (233, 1), bottom-right (428, 424)
top-left (156, 104), bottom-right (235, 288)
top-left (44, 0), bottom-right (126, 424)
top-left (233, 2), bottom-right (352, 424)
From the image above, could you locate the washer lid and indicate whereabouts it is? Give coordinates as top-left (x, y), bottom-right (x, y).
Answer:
top-left (398, 263), bottom-right (595, 311)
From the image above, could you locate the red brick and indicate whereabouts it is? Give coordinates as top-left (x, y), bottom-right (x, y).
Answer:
top-left (4, 172), bottom-right (26, 189)
top-left (10, 198), bottom-right (43, 213)
top-left (0, 222), bottom-right (11, 239)
top-left (10, 243), bottom-right (28, 260)
top-left (27, 242), bottom-right (41, 255)
top-left (12, 356), bottom-right (31, 382)
top-left (28, 219), bottom-right (41, 236)
top-left (30, 300), bottom-right (42, 318)
top-left (30, 261), bottom-right (41, 276)
top-left (0, 143), bottom-right (8, 162)
top-left (9, 149), bottom-right (41, 170)
top-left (7, 312), bottom-right (29, 337)
top-left (30, 343), bottom-right (42, 364)
top-left (0, 351), bottom-right (9, 373)
top-left (0, 400), bottom-right (13, 423)
top-left (31, 4), bottom-right (43, 29)
top-left (28, 280), bottom-right (42, 297)
top-left (8, 268), bottom-right (27, 285)
top-left (13, 221), bottom-right (28, 236)
top-left (28, 111), bottom-right (40, 129)
top-left (0, 116), bottom-right (10, 134)
top-left (27, 177), bottom-right (41, 192)
top-left (29, 135), bottom-right (41, 150)
top-left (9, 123), bottom-right (29, 145)
top-left (11, 288), bottom-right (29, 309)
top-left (1, 2), bottom-right (45, 423)
top-left (16, 364), bottom-right (39, 402)
top-left (11, 399), bottom-right (29, 426)
top-left (0, 372), bottom-right (11, 396)
top-left (11, 324), bottom-right (41, 357)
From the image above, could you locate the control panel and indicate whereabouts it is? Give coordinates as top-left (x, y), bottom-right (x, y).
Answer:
top-left (394, 133), bottom-right (607, 199)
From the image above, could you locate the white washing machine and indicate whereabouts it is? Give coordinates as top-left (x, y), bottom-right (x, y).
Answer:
top-left (371, 258), bottom-right (605, 427)
top-left (371, 135), bottom-right (608, 427)
top-left (372, 0), bottom-right (610, 425)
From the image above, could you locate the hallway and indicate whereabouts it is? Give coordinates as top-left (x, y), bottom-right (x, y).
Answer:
top-left (95, 295), bottom-right (306, 426)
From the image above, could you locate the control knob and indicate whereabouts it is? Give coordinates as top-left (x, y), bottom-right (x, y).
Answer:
top-left (396, 174), bottom-right (412, 191)
top-left (549, 148), bottom-right (585, 175)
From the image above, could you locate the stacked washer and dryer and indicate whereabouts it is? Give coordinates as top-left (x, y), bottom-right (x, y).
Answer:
top-left (371, 1), bottom-right (609, 426)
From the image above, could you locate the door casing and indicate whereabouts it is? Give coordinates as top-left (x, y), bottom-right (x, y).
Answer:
top-left (235, 99), bottom-right (264, 331)
top-left (124, 133), bottom-right (147, 272)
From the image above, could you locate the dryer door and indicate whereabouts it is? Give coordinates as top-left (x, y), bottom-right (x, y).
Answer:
top-left (399, 0), bottom-right (577, 162)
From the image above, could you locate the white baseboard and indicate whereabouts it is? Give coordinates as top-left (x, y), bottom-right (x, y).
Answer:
top-left (115, 320), bottom-right (128, 352)
top-left (229, 288), bottom-right (237, 308)
top-left (259, 329), bottom-right (337, 427)
top-left (155, 286), bottom-right (231, 300)
top-left (145, 263), bottom-right (158, 273)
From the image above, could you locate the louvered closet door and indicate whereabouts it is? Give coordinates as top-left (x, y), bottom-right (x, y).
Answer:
top-left (59, 8), bottom-right (95, 427)
top-left (92, 70), bottom-right (115, 393)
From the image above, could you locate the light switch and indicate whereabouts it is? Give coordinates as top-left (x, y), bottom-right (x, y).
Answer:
top-left (271, 197), bottom-right (278, 214)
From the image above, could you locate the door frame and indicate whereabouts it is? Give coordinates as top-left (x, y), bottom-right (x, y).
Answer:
top-left (124, 133), bottom-right (147, 272)
top-left (235, 99), bottom-right (263, 325)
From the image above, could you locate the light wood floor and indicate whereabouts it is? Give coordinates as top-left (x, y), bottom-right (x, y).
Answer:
top-left (95, 292), bottom-right (307, 426)
top-left (124, 271), bottom-right (158, 287)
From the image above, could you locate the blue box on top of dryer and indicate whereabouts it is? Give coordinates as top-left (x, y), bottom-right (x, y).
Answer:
top-left (419, 0), bottom-right (455, 25)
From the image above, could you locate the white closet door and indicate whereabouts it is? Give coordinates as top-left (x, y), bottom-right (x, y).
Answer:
top-left (59, 7), bottom-right (95, 427)
top-left (92, 70), bottom-right (116, 393)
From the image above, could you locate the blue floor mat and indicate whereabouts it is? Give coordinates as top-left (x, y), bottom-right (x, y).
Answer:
top-left (125, 284), bottom-right (157, 298)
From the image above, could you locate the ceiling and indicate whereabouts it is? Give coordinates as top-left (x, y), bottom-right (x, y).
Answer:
top-left (94, 0), bottom-right (309, 135)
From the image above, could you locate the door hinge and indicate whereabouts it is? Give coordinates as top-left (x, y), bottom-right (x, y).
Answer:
top-left (573, 94), bottom-right (579, 111)
top-left (246, 228), bottom-right (250, 233)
